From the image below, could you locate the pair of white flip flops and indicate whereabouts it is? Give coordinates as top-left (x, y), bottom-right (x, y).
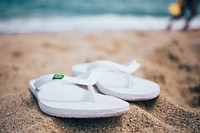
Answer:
top-left (29, 59), bottom-right (160, 118)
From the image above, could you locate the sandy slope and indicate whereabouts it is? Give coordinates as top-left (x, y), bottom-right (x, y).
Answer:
top-left (0, 31), bottom-right (199, 132)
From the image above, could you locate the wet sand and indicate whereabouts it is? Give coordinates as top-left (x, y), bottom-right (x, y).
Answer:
top-left (0, 31), bottom-right (200, 132)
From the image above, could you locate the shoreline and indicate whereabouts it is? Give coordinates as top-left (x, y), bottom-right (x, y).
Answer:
top-left (0, 27), bottom-right (200, 36)
top-left (1, 15), bottom-right (200, 34)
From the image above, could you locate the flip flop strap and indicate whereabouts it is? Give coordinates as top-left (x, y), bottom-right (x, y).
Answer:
top-left (88, 59), bottom-right (140, 88)
top-left (34, 70), bottom-right (97, 90)
top-left (34, 70), bottom-right (98, 101)
top-left (88, 59), bottom-right (140, 74)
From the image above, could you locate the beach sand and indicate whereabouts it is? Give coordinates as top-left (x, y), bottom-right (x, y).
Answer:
top-left (0, 31), bottom-right (199, 132)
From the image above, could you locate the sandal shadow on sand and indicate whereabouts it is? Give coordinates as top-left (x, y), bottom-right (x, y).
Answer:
top-left (72, 60), bottom-right (160, 101)
top-left (29, 70), bottom-right (129, 118)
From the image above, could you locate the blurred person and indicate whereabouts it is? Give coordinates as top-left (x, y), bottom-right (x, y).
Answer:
top-left (166, 0), bottom-right (198, 30)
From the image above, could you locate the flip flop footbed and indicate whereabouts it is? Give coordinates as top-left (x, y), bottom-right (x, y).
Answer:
top-left (96, 69), bottom-right (160, 100)
top-left (72, 61), bottom-right (160, 101)
top-left (29, 79), bottom-right (129, 118)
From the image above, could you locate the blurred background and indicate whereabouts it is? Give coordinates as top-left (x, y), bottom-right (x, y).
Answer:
top-left (0, 0), bottom-right (200, 33)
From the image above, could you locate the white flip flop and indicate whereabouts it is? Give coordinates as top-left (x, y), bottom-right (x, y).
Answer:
top-left (72, 60), bottom-right (160, 101)
top-left (29, 70), bottom-right (129, 118)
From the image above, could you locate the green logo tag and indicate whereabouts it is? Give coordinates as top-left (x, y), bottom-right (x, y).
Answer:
top-left (52, 74), bottom-right (64, 79)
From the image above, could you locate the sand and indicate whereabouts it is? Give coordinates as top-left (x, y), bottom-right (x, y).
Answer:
top-left (0, 31), bottom-right (199, 133)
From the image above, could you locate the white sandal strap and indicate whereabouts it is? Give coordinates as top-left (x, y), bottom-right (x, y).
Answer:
top-left (88, 59), bottom-right (140, 74)
top-left (34, 70), bottom-right (98, 91)
top-left (88, 59), bottom-right (140, 88)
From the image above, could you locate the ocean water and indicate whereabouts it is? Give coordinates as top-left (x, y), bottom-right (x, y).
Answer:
top-left (0, 0), bottom-right (200, 33)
